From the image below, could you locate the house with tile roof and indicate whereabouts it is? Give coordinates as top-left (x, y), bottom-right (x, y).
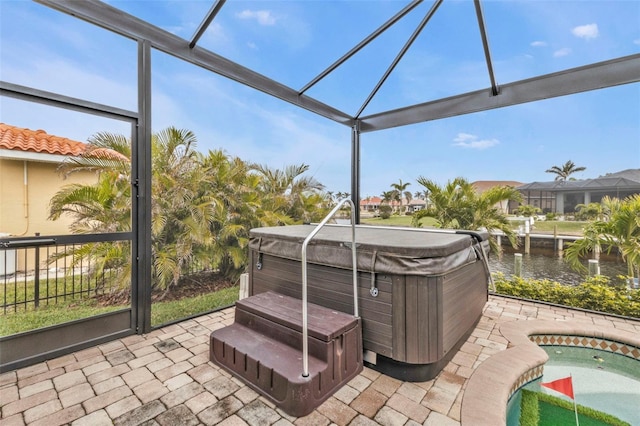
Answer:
top-left (359, 196), bottom-right (382, 212)
top-left (0, 123), bottom-right (102, 239)
top-left (517, 169), bottom-right (640, 214)
top-left (359, 196), bottom-right (426, 215)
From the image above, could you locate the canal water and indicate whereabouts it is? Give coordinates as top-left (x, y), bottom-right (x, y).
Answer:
top-left (487, 251), bottom-right (628, 285)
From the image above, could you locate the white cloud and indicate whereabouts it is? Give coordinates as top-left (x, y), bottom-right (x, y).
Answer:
top-left (553, 48), bottom-right (572, 57)
top-left (237, 10), bottom-right (276, 26)
top-left (247, 42), bottom-right (258, 50)
top-left (452, 133), bottom-right (499, 150)
top-left (572, 23), bottom-right (599, 40)
top-left (634, 39), bottom-right (640, 45)
top-left (530, 41), bottom-right (547, 47)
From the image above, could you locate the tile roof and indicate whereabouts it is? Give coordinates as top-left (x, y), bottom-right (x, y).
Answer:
top-left (360, 196), bottom-right (382, 205)
top-left (0, 122), bottom-right (87, 156)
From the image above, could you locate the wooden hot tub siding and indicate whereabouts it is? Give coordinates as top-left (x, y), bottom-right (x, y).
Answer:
top-left (249, 250), bottom-right (487, 365)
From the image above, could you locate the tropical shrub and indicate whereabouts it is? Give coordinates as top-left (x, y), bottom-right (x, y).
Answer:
top-left (516, 204), bottom-right (541, 217)
top-left (545, 212), bottom-right (558, 221)
top-left (565, 195), bottom-right (640, 280)
top-left (493, 273), bottom-right (640, 318)
top-left (379, 205), bottom-right (392, 219)
top-left (411, 177), bottom-right (523, 253)
top-left (574, 201), bottom-right (605, 221)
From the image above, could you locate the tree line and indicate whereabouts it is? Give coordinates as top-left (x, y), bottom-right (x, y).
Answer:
top-left (49, 127), bottom-right (332, 296)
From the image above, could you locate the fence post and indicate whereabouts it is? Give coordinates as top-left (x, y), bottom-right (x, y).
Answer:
top-left (34, 233), bottom-right (40, 308)
top-left (514, 253), bottom-right (523, 277)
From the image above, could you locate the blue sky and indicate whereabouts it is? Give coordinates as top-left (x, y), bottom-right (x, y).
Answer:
top-left (1, 0), bottom-right (639, 198)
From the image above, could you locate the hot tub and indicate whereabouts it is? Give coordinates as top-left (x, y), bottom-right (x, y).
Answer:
top-left (247, 224), bottom-right (490, 381)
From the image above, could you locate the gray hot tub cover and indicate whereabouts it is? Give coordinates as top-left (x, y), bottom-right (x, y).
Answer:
top-left (249, 224), bottom-right (489, 276)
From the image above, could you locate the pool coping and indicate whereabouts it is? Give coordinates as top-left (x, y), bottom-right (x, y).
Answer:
top-left (460, 319), bottom-right (640, 425)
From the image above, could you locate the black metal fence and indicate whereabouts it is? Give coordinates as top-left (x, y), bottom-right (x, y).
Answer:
top-left (0, 233), bottom-right (131, 314)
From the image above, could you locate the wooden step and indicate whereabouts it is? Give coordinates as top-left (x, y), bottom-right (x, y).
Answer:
top-left (235, 291), bottom-right (357, 341)
top-left (210, 291), bottom-right (363, 417)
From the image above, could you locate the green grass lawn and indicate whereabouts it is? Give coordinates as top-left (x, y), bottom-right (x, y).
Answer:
top-left (1, 274), bottom-right (115, 311)
top-left (151, 285), bottom-right (239, 326)
top-left (0, 286), bottom-right (239, 336)
top-left (361, 215), bottom-right (437, 227)
top-left (0, 300), bottom-right (127, 336)
top-left (532, 220), bottom-right (588, 235)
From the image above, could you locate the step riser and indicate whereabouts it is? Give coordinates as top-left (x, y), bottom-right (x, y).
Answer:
top-left (234, 309), bottom-right (330, 361)
top-left (212, 338), bottom-right (288, 402)
top-left (211, 321), bottom-right (362, 416)
top-left (209, 292), bottom-right (363, 417)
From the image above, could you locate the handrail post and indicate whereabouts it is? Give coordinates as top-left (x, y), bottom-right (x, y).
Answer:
top-left (301, 198), bottom-right (358, 377)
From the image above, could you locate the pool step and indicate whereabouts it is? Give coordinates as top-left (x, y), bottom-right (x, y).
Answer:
top-left (209, 291), bottom-right (363, 417)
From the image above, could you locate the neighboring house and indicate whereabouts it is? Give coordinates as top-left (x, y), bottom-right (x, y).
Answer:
top-left (407, 198), bottom-right (426, 212)
top-left (0, 122), bottom-right (99, 238)
top-left (517, 169), bottom-right (640, 214)
top-left (360, 196), bottom-right (382, 212)
top-left (472, 180), bottom-right (523, 214)
top-left (360, 196), bottom-right (425, 213)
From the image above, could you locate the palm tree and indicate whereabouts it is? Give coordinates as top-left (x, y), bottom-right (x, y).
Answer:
top-left (565, 195), bottom-right (640, 280)
top-left (390, 179), bottom-right (411, 213)
top-left (380, 190), bottom-right (395, 206)
top-left (545, 160), bottom-right (586, 181)
top-left (251, 163), bottom-right (328, 224)
top-left (51, 130), bottom-right (331, 294)
top-left (411, 177), bottom-right (523, 253)
top-left (50, 131), bottom-right (134, 291)
top-left (50, 128), bottom-right (253, 294)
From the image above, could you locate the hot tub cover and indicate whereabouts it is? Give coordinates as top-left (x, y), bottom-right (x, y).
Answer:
top-left (249, 224), bottom-right (489, 276)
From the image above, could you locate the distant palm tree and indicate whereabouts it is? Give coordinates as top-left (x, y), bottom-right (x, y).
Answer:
top-left (545, 160), bottom-right (586, 181)
top-left (390, 179), bottom-right (411, 212)
top-left (411, 177), bottom-right (523, 253)
top-left (380, 190), bottom-right (395, 205)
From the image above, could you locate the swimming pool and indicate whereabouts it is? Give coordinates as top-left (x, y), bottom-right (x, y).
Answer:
top-left (462, 319), bottom-right (640, 426)
top-left (507, 345), bottom-right (640, 425)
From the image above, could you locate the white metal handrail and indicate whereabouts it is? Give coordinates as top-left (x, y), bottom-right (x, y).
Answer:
top-left (300, 198), bottom-right (359, 377)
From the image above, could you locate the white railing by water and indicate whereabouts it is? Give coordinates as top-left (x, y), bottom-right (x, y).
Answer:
top-left (300, 198), bottom-right (359, 377)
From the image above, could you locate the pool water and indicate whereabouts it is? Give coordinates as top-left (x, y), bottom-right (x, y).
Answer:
top-left (507, 345), bottom-right (640, 425)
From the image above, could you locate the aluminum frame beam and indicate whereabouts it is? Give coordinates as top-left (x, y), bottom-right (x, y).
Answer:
top-left (36, 0), bottom-right (354, 127)
top-left (37, 1), bottom-right (640, 135)
top-left (359, 54), bottom-right (640, 132)
top-left (189, 0), bottom-right (226, 49)
top-left (474, 0), bottom-right (499, 96)
top-left (355, 0), bottom-right (442, 118)
top-left (0, 81), bottom-right (138, 121)
top-left (299, 0), bottom-right (424, 95)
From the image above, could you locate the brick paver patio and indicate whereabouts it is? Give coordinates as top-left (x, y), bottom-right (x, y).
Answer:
top-left (2, 295), bottom-right (639, 425)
